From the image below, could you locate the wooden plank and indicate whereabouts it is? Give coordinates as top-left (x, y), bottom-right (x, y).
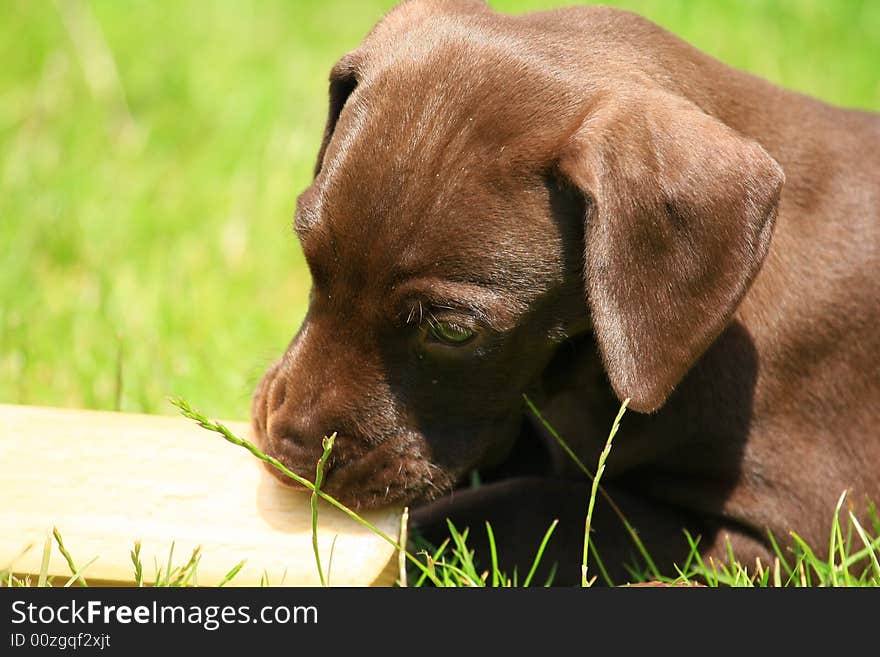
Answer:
top-left (0, 404), bottom-right (402, 586)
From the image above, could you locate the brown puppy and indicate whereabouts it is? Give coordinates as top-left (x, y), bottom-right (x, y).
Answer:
top-left (252, 0), bottom-right (880, 583)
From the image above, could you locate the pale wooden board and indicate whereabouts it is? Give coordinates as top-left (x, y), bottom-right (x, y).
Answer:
top-left (0, 404), bottom-right (402, 586)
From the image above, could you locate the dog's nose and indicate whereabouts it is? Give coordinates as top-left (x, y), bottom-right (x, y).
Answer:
top-left (265, 412), bottom-right (332, 463)
top-left (251, 365), bottom-right (333, 474)
top-left (252, 322), bottom-right (381, 484)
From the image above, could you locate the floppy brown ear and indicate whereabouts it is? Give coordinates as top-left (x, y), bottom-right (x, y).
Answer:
top-left (313, 56), bottom-right (359, 178)
top-left (558, 89), bottom-right (784, 413)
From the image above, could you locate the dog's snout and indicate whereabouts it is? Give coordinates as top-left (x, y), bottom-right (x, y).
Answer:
top-left (252, 343), bottom-right (365, 482)
top-left (260, 372), bottom-right (338, 457)
top-left (266, 413), bottom-right (324, 455)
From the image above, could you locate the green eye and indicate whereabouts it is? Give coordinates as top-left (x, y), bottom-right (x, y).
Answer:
top-left (429, 320), bottom-right (476, 345)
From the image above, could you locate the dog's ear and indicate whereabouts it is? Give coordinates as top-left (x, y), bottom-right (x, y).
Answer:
top-left (314, 56), bottom-right (359, 178)
top-left (558, 88), bottom-right (784, 413)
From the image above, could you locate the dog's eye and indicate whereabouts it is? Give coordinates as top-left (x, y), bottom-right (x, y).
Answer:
top-left (429, 320), bottom-right (476, 346)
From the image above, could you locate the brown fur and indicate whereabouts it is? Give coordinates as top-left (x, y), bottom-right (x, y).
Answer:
top-left (252, 0), bottom-right (880, 583)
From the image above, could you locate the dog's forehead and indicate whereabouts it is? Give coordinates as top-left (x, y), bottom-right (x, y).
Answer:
top-left (296, 27), bottom-right (584, 292)
top-left (297, 153), bottom-right (547, 293)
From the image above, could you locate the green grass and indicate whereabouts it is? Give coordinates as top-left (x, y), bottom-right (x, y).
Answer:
top-left (1, 0), bottom-right (878, 418)
top-left (3, 530), bottom-right (244, 588)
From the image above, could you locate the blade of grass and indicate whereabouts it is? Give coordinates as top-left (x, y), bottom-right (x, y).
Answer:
top-left (542, 562), bottom-right (559, 587)
top-left (582, 399), bottom-right (628, 587)
top-left (849, 511), bottom-right (880, 581)
top-left (790, 532), bottom-right (822, 584)
top-left (767, 529), bottom-right (793, 579)
top-left (681, 530), bottom-right (709, 584)
top-left (868, 500), bottom-right (880, 537)
top-left (160, 541), bottom-right (175, 587)
top-left (444, 521), bottom-right (481, 586)
top-left (171, 398), bottom-right (443, 586)
top-left (398, 507), bottom-right (409, 587)
top-left (326, 535), bottom-right (339, 588)
top-left (217, 560), bottom-right (246, 587)
top-left (4, 571), bottom-right (25, 587)
top-left (523, 519), bottom-right (558, 587)
top-left (53, 527), bottom-right (87, 587)
top-left (677, 530), bottom-right (701, 581)
top-left (181, 556), bottom-right (200, 587)
top-left (37, 533), bottom-right (52, 588)
top-left (130, 541), bottom-right (143, 587)
top-left (524, 395), bottom-right (660, 580)
top-left (171, 547), bottom-right (201, 587)
top-left (588, 536), bottom-right (614, 586)
top-left (413, 540), bottom-right (449, 587)
top-left (754, 557), bottom-right (766, 587)
top-left (829, 490), bottom-right (847, 586)
top-left (310, 432), bottom-right (336, 587)
top-left (431, 560), bottom-right (484, 587)
top-left (62, 557), bottom-right (98, 588)
top-left (2, 544), bottom-right (36, 588)
top-left (485, 522), bottom-right (500, 587)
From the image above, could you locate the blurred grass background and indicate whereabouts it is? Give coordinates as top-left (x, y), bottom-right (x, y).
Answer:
top-left (1, 0), bottom-right (878, 419)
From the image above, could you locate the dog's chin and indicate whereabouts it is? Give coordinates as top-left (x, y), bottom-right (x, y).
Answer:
top-left (257, 438), bottom-right (458, 511)
top-left (326, 457), bottom-right (457, 511)
top-left (359, 421), bottom-right (557, 510)
top-left (261, 456), bottom-right (454, 510)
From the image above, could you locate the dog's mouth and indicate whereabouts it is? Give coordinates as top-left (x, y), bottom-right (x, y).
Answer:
top-left (254, 412), bottom-right (559, 511)
top-left (256, 429), bottom-right (454, 510)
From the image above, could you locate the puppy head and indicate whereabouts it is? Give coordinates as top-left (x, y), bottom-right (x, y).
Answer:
top-left (252, 1), bottom-right (783, 509)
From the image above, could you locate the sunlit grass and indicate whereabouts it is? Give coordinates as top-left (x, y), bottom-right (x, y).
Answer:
top-left (1, 0), bottom-right (877, 417)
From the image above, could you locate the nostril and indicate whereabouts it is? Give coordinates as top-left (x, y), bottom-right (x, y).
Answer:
top-left (265, 414), bottom-right (340, 466)
top-left (266, 416), bottom-right (314, 452)
top-left (268, 374), bottom-right (288, 413)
